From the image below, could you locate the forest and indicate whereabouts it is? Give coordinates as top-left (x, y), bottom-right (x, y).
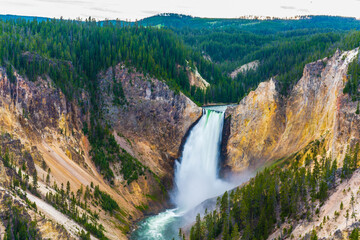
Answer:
top-left (1, 15), bottom-right (360, 106)
top-left (139, 14), bottom-right (360, 99)
top-left (173, 22), bottom-right (360, 97)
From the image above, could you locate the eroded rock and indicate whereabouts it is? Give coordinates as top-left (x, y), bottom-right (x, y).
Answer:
top-left (225, 48), bottom-right (360, 172)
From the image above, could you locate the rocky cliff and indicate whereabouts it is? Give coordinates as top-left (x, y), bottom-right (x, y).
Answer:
top-left (224, 48), bottom-right (360, 172)
top-left (0, 63), bottom-right (201, 239)
top-left (99, 64), bottom-right (201, 181)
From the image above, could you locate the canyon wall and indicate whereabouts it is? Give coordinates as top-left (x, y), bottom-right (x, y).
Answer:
top-left (0, 64), bottom-right (201, 239)
top-left (99, 64), bottom-right (201, 181)
top-left (224, 49), bottom-right (360, 172)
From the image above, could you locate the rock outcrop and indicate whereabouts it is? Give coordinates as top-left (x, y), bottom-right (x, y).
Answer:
top-left (187, 67), bottom-right (210, 90)
top-left (229, 60), bottom-right (260, 79)
top-left (100, 64), bottom-right (202, 181)
top-left (225, 49), bottom-right (360, 172)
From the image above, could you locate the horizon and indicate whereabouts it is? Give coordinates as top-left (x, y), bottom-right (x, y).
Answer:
top-left (1, 12), bottom-right (360, 22)
top-left (2, 0), bottom-right (360, 21)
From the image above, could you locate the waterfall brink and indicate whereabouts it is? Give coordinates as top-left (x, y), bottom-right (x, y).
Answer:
top-left (173, 108), bottom-right (232, 212)
top-left (132, 106), bottom-right (234, 240)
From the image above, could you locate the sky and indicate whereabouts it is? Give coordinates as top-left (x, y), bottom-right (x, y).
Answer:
top-left (2, 0), bottom-right (360, 21)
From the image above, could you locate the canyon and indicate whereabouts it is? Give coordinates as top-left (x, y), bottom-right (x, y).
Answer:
top-left (0, 47), bottom-right (359, 239)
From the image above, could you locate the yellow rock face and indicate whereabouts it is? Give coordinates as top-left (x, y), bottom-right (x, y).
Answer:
top-left (225, 48), bottom-right (360, 172)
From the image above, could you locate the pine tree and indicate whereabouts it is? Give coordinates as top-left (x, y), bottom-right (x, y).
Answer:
top-left (46, 169), bottom-right (51, 185)
top-left (66, 181), bottom-right (71, 196)
top-left (353, 143), bottom-right (359, 170)
top-left (32, 171), bottom-right (38, 191)
top-left (230, 223), bottom-right (240, 240)
top-left (193, 213), bottom-right (202, 240)
top-left (310, 229), bottom-right (318, 240)
top-left (331, 159), bottom-right (337, 186)
top-left (318, 180), bottom-right (328, 202)
top-left (349, 228), bottom-right (359, 240)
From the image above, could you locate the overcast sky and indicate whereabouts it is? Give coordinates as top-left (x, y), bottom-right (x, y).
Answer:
top-left (2, 0), bottom-right (360, 21)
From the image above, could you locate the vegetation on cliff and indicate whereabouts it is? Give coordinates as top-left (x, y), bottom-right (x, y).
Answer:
top-left (44, 182), bottom-right (109, 239)
top-left (86, 123), bottom-right (146, 184)
top-left (187, 141), bottom-right (359, 240)
top-left (0, 132), bottom-right (113, 239)
top-left (3, 200), bottom-right (41, 240)
top-left (345, 52), bottom-right (360, 102)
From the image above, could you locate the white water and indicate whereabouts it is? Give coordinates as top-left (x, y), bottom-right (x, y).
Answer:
top-left (173, 108), bottom-right (233, 211)
top-left (132, 107), bottom-right (235, 240)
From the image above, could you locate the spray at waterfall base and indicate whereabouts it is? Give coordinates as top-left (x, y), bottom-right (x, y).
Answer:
top-left (132, 107), bottom-right (250, 240)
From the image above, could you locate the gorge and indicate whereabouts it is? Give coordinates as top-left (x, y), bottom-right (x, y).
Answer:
top-left (0, 14), bottom-right (359, 240)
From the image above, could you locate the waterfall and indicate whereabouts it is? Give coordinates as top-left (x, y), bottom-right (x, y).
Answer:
top-left (132, 107), bottom-right (234, 240)
top-left (173, 108), bottom-right (232, 211)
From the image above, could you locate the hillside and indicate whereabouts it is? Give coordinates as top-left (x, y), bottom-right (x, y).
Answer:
top-left (0, 14), bottom-right (360, 240)
top-left (2, 14), bottom-right (360, 104)
top-left (138, 14), bottom-right (360, 32)
top-left (136, 14), bottom-right (360, 102)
